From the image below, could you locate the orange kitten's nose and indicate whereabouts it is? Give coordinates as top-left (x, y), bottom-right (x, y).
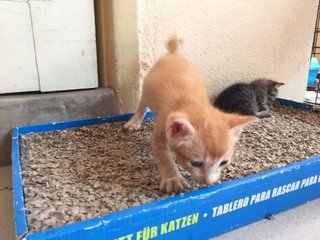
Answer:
top-left (198, 173), bottom-right (220, 185)
top-left (198, 176), bottom-right (210, 185)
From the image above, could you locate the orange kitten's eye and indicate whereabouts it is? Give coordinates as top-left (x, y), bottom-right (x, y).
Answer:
top-left (219, 160), bottom-right (229, 167)
top-left (190, 160), bottom-right (203, 168)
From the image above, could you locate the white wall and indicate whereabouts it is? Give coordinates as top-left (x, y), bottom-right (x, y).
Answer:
top-left (138, 0), bottom-right (318, 102)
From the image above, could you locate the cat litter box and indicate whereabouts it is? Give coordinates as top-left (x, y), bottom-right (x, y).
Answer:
top-left (12, 100), bottom-right (320, 240)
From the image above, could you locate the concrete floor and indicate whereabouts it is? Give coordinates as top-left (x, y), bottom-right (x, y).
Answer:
top-left (1, 166), bottom-right (320, 240)
top-left (213, 198), bottom-right (320, 240)
top-left (0, 166), bottom-right (15, 240)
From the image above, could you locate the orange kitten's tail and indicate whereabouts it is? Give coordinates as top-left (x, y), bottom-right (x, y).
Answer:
top-left (166, 34), bottom-right (182, 53)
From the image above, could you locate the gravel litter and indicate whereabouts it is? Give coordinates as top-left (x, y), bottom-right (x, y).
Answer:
top-left (20, 105), bottom-right (320, 232)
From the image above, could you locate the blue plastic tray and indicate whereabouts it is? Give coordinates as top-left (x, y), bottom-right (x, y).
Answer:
top-left (12, 101), bottom-right (320, 240)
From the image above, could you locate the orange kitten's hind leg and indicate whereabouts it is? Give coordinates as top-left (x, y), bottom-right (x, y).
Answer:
top-left (123, 98), bottom-right (147, 130)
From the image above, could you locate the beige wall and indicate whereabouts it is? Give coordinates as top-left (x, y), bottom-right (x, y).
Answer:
top-left (95, 0), bottom-right (140, 113)
top-left (138, 0), bottom-right (318, 102)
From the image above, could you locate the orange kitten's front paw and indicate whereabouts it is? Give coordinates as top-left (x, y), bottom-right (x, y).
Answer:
top-left (123, 121), bottom-right (141, 131)
top-left (160, 176), bottom-right (190, 193)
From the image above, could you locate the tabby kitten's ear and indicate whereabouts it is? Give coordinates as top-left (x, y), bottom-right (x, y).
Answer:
top-left (269, 80), bottom-right (285, 88)
top-left (225, 113), bottom-right (259, 138)
top-left (276, 82), bottom-right (285, 88)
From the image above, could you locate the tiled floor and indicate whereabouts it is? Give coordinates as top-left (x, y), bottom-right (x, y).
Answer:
top-left (1, 165), bottom-right (320, 240)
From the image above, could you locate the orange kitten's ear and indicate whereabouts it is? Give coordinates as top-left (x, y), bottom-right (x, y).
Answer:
top-left (226, 114), bottom-right (259, 138)
top-left (166, 112), bottom-right (195, 147)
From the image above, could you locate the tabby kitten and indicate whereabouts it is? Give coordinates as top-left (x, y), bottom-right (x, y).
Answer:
top-left (213, 79), bottom-right (284, 117)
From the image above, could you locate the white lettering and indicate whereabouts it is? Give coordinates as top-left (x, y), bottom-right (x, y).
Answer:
top-left (250, 190), bottom-right (271, 205)
top-left (212, 197), bottom-right (249, 218)
top-left (271, 181), bottom-right (301, 198)
top-left (301, 175), bottom-right (318, 188)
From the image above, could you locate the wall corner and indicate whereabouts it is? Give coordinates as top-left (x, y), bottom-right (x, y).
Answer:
top-left (95, 0), bottom-right (140, 113)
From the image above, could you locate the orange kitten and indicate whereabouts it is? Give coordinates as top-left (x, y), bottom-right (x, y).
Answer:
top-left (124, 35), bottom-right (258, 193)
